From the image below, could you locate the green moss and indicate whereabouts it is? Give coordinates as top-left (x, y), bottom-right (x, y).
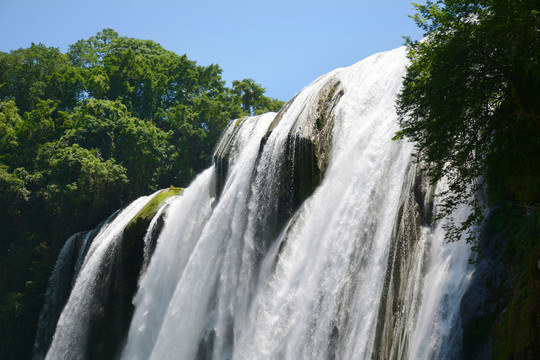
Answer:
top-left (95, 186), bottom-right (182, 359)
top-left (131, 186), bottom-right (182, 225)
top-left (121, 186), bottom-right (183, 304)
top-left (233, 116), bottom-right (247, 129)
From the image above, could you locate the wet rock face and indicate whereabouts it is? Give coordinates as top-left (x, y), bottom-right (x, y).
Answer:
top-left (263, 78), bottom-right (344, 175)
top-left (459, 217), bottom-right (512, 360)
top-left (214, 78), bottom-right (344, 210)
top-left (311, 78), bottom-right (344, 174)
top-left (264, 133), bottom-right (323, 246)
top-left (273, 79), bottom-right (344, 230)
top-left (213, 154), bottom-right (229, 199)
top-left (33, 232), bottom-right (91, 360)
top-left (213, 117), bottom-right (246, 199)
top-left (80, 219), bottom-right (149, 360)
top-left (212, 78), bottom-right (345, 252)
top-left (372, 166), bottom-right (430, 360)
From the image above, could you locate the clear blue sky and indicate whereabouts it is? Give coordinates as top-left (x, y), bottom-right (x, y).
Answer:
top-left (0, 0), bottom-right (424, 102)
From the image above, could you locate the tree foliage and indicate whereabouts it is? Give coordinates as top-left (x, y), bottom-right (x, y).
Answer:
top-left (395, 0), bottom-right (540, 241)
top-left (0, 29), bottom-right (285, 359)
top-left (232, 78), bottom-right (285, 115)
top-left (0, 44), bottom-right (84, 113)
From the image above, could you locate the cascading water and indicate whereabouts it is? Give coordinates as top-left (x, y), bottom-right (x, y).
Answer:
top-left (44, 191), bottom-right (161, 360)
top-left (40, 46), bottom-right (474, 360)
top-left (33, 231), bottom-right (91, 360)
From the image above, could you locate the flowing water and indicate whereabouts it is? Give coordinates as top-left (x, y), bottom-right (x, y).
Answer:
top-left (40, 47), bottom-right (473, 360)
top-left (44, 192), bottom-right (161, 360)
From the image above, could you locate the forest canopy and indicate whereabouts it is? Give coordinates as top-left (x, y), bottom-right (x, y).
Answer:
top-left (0, 29), bottom-right (284, 359)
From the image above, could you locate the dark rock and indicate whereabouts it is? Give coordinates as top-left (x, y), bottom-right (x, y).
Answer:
top-left (372, 164), bottom-right (428, 360)
top-left (71, 190), bottom-right (177, 360)
top-left (459, 212), bottom-right (512, 360)
top-left (212, 78), bottom-right (345, 253)
top-left (254, 78), bottom-right (344, 250)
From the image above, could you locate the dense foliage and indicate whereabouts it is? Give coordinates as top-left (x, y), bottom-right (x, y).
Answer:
top-left (395, 0), bottom-right (539, 239)
top-left (396, 0), bottom-right (539, 357)
top-left (0, 29), bottom-right (284, 359)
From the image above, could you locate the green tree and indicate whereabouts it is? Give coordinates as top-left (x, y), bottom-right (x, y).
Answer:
top-left (67, 29), bottom-right (285, 174)
top-left (60, 99), bottom-right (172, 194)
top-left (0, 100), bottom-right (61, 169)
top-left (69, 30), bottom-right (202, 121)
top-left (114, 115), bottom-right (172, 194)
top-left (232, 78), bottom-right (285, 115)
top-left (67, 28), bottom-right (119, 68)
top-left (0, 44), bottom-right (83, 113)
top-left (0, 164), bottom-right (29, 248)
top-left (232, 78), bottom-right (264, 114)
top-left (0, 100), bottom-right (23, 159)
top-left (395, 0), bottom-right (540, 240)
top-left (253, 95), bottom-right (287, 115)
top-left (61, 99), bottom-right (129, 159)
top-left (37, 143), bottom-right (129, 224)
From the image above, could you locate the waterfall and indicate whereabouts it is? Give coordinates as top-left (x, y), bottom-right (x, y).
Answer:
top-left (33, 213), bottom-right (118, 360)
top-left (40, 46), bottom-right (474, 360)
top-left (33, 231), bottom-right (89, 360)
top-left (44, 192), bottom-right (161, 360)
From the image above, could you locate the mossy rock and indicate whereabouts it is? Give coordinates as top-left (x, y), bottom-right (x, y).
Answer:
top-left (85, 186), bottom-right (182, 360)
top-left (265, 78), bottom-right (344, 232)
top-left (121, 186), bottom-right (182, 293)
top-left (214, 78), bottom-right (343, 205)
top-left (130, 187), bottom-right (182, 225)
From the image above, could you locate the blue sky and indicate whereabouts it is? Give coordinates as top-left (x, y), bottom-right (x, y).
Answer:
top-left (0, 0), bottom-right (424, 102)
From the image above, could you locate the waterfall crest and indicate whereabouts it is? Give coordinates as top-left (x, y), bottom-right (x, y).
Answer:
top-left (41, 47), bottom-right (473, 360)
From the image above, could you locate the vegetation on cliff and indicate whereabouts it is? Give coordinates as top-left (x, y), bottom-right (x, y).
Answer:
top-left (395, 0), bottom-right (539, 358)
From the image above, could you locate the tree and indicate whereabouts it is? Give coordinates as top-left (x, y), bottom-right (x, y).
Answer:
top-left (232, 78), bottom-right (264, 114)
top-left (61, 99), bottom-right (129, 159)
top-left (0, 44), bottom-right (83, 113)
top-left (232, 78), bottom-right (285, 115)
top-left (0, 100), bottom-right (22, 158)
top-left (395, 0), bottom-right (540, 241)
top-left (60, 99), bottom-right (173, 194)
top-left (67, 28), bottom-right (119, 68)
top-left (38, 143), bottom-right (129, 224)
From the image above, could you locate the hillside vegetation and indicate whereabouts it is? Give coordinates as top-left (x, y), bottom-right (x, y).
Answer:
top-left (0, 29), bottom-right (284, 359)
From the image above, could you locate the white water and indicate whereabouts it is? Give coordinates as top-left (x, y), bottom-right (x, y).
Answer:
top-left (45, 191), bottom-right (160, 360)
top-left (33, 232), bottom-right (87, 360)
top-left (140, 197), bottom-right (171, 278)
top-left (119, 47), bottom-right (472, 359)
top-left (43, 46), bottom-right (474, 360)
top-left (405, 183), bottom-right (473, 360)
